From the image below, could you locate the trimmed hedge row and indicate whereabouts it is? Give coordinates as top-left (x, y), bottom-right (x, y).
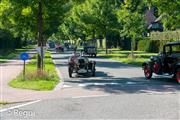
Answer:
top-left (138, 39), bottom-right (177, 53)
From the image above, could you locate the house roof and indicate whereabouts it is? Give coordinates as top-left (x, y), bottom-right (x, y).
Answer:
top-left (145, 7), bottom-right (156, 26)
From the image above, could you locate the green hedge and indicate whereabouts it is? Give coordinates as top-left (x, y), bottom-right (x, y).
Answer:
top-left (138, 39), bottom-right (177, 53)
top-left (145, 40), bottom-right (160, 53)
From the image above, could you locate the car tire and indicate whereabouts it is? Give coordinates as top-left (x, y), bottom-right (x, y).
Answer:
top-left (176, 69), bottom-right (180, 84)
top-left (93, 53), bottom-right (96, 58)
top-left (144, 64), bottom-right (153, 79)
top-left (95, 54), bottom-right (97, 58)
top-left (92, 67), bottom-right (95, 77)
top-left (68, 66), bottom-right (73, 78)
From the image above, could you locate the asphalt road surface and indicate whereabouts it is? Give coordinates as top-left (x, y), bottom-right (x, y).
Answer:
top-left (1, 51), bottom-right (180, 120)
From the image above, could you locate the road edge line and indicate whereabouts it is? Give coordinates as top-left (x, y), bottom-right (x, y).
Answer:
top-left (0, 100), bottom-right (41, 113)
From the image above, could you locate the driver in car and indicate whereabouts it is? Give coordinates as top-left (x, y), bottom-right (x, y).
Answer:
top-left (69, 50), bottom-right (79, 63)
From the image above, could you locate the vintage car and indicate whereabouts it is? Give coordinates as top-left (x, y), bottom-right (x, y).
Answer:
top-left (68, 53), bottom-right (96, 77)
top-left (81, 46), bottom-right (97, 57)
top-left (55, 44), bottom-right (64, 52)
top-left (142, 41), bottom-right (180, 83)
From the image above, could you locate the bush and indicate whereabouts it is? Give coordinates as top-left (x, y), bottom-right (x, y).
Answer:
top-left (145, 40), bottom-right (160, 53)
top-left (137, 40), bottom-right (147, 51)
top-left (138, 39), bottom-right (160, 53)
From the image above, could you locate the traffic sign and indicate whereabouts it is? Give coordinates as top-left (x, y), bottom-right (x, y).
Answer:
top-left (20, 52), bottom-right (29, 80)
top-left (20, 52), bottom-right (29, 61)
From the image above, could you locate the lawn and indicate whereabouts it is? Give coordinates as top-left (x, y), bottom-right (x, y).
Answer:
top-left (98, 49), bottom-right (158, 66)
top-left (9, 52), bottom-right (59, 91)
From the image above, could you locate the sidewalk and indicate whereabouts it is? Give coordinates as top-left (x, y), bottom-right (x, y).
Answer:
top-left (0, 50), bottom-right (45, 102)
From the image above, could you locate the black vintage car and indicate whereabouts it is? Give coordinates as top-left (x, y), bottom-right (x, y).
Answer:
top-left (142, 41), bottom-right (180, 83)
top-left (81, 46), bottom-right (97, 57)
top-left (68, 53), bottom-right (96, 77)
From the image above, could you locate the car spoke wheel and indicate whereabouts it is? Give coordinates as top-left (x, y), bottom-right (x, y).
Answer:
top-left (176, 70), bottom-right (180, 84)
top-left (144, 65), bottom-right (152, 79)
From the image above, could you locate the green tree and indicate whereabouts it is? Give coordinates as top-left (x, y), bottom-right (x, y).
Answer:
top-left (0, 0), bottom-right (71, 69)
top-left (151, 0), bottom-right (180, 30)
top-left (116, 0), bottom-right (145, 57)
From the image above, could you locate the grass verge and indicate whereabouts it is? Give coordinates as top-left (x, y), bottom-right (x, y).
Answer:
top-left (8, 52), bottom-right (59, 91)
top-left (98, 49), bottom-right (157, 66)
top-left (0, 101), bottom-right (9, 108)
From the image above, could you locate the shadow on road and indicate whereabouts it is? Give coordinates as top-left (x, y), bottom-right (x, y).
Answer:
top-left (67, 76), bottom-right (180, 94)
top-left (96, 61), bottom-right (137, 69)
top-left (84, 77), bottom-right (180, 94)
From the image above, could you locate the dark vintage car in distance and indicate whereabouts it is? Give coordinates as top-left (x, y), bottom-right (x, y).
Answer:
top-left (142, 41), bottom-right (180, 83)
top-left (81, 46), bottom-right (97, 57)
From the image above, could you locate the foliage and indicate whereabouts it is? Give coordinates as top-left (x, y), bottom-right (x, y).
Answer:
top-left (0, 0), bottom-right (179, 52)
top-left (151, 0), bottom-right (180, 30)
top-left (145, 40), bottom-right (160, 53)
top-left (115, 0), bottom-right (146, 56)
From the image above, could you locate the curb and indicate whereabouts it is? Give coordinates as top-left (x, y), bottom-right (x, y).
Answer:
top-left (50, 52), bottom-right (65, 91)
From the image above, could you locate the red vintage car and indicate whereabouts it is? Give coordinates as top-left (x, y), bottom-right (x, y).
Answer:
top-left (142, 41), bottom-right (180, 83)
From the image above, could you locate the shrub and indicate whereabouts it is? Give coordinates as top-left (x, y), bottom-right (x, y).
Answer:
top-left (145, 40), bottom-right (160, 53)
top-left (137, 40), bottom-right (147, 51)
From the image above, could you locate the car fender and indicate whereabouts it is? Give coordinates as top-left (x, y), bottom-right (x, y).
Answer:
top-left (142, 61), bottom-right (154, 70)
top-left (142, 61), bottom-right (150, 67)
top-left (175, 62), bottom-right (180, 70)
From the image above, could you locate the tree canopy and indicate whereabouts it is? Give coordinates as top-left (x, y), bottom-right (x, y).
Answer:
top-left (0, 0), bottom-right (179, 47)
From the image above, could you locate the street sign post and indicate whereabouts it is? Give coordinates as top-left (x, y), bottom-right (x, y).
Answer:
top-left (20, 52), bottom-right (29, 80)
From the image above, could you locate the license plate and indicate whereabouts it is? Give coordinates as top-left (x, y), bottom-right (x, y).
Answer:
top-left (78, 69), bottom-right (87, 73)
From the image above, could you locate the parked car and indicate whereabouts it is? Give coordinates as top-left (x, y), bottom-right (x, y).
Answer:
top-left (68, 53), bottom-right (96, 77)
top-left (142, 41), bottom-right (180, 83)
top-left (48, 41), bottom-right (55, 48)
top-left (55, 43), bottom-right (64, 52)
top-left (64, 43), bottom-right (76, 51)
top-left (81, 46), bottom-right (97, 57)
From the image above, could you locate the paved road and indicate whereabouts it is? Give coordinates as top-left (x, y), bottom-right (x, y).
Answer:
top-left (1, 51), bottom-right (180, 119)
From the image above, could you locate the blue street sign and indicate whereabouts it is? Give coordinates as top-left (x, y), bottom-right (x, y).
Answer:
top-left (20, 52), bottom-right (29, 61)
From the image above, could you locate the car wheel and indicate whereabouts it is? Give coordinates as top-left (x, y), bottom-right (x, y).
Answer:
top-left (68, 66), bottom-right (73, 78)
top-left (176, 69), bottom-right (180, 84)
top-left (93, 53), bottom-right (96, 58)
top-left (94, 54), bottom-right (96, 58)
top-left (92, 66), bottom-right (96, 77)
top-left (144, 64), bottom-right (152, 79)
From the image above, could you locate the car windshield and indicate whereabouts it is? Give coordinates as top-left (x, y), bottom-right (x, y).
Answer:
top-left (172, 44), bottom-right (180, 53)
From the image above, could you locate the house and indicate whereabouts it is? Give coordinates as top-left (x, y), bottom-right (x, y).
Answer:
top-left (145, 7), bottom-right (163, 32)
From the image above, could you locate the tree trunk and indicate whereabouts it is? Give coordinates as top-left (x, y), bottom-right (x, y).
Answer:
top-left (131, 39), bottom-right (135, 58)
top-left (92, 29), bottom-right (95, 46)
top-left (37, 0), bottom-right (43, 70)
top-left (105, 27), bottom-right (108, 54)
